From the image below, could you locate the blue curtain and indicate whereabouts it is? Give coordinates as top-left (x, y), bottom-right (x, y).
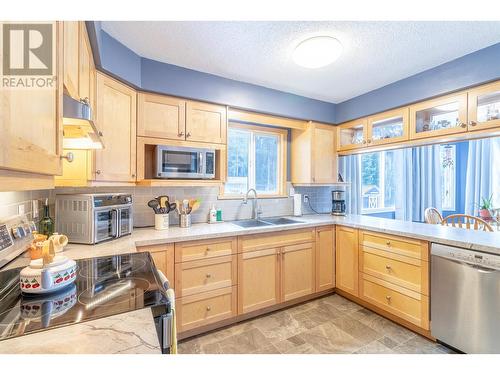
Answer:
top-left (338, 154), bottom-right (362, 214)
top-left (464, 139), bottom-right (493, 216)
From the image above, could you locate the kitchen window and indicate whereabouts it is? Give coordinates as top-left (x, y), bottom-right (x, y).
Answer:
top-left (360, 151), bottom-right (396, 213)
top-left (440, 144), bottom-right (456, 211)
top-left (223, 123), bottom-right (287, 197)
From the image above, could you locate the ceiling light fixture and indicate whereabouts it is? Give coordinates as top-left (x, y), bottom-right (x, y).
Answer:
top-left (292, 36), bottom-right (343, 69)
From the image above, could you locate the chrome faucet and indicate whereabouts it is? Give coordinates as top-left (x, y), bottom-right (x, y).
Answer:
top-left (243, 188), bottom-right (262, 220)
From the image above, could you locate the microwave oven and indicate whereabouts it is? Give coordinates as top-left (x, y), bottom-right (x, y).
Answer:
top-left (155, 145), bottom-right (215, 179)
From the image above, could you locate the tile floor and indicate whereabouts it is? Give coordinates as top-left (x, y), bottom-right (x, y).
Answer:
top-left (178, 294), bottom-right (456, 354)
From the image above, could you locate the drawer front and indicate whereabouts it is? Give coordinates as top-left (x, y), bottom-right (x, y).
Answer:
top-left (360, 230), bottom-right (428, 260)
top-left (359, 274), bottom-right (429, 329)
top-left (360, 247), bottom-right (429, 295)
top-left (239, 228), bottom-right (315, 253)
top-left (175, 255), bottom-right (237, 297)
top-left (175, 237), bottom-right (236, 262)
top-left (177, 286), bottom-right (237, 332)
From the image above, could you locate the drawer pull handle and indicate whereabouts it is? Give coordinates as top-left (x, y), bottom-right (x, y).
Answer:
top-left (206, 247), bottom-right (211, 252)
top-left (206, 306), bottom-right (211, 311)
top-left (206, 273), bottom-right (212, 278)
top-left (385, 265), bottom-right (392, 271)
top-left (386, 241), bottom-right (391, 246)
top-left (386, 295), bottom-right (392, 302)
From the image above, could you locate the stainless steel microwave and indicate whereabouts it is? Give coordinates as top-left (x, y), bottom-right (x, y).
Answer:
top-left (155, 145), bottom-right (215, 179)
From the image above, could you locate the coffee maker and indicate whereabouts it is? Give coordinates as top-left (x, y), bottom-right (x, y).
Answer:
top-left (331, 190), bottom-right (346, 216)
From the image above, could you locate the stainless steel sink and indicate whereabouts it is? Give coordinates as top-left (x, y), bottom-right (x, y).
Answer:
top-left (232, 217), bottom-right (303, 228)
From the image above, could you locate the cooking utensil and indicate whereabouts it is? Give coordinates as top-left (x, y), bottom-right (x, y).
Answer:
top-left (169, 203), bottom-right (177, 213)
top-left (190, 201), bottom-right (201, 213)
top-left (148, 199), bottom-right (160, 214)
top-left (156, 196), bottom-right (170, 210)
top-left (174, 200), bottom-right (181, 214)
top-left (182, 199), bottom-right (189, 214)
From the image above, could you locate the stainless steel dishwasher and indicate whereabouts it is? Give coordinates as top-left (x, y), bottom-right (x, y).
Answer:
top-left (431, 243), bottom-right (500, 353)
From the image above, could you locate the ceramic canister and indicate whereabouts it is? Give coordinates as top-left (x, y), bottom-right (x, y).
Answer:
top-left (20, 256), bottom-right (77, 294)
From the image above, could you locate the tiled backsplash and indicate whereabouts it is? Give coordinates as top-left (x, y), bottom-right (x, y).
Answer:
top-left (0, 184), bottom-right (337, 228)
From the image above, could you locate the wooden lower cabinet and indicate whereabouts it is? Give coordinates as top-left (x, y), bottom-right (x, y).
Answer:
top-left (315, 226), bottom-right (335, 292)
top-left (281, 242), bottom-right (315, 301)
top-left (177, 286), bottom-right (237, 332)
top-left (238, 248), bottom-right (281, 314)
top-left (137, 244), bottom-right (175, 289)
top-left (335, 226), bottom-right (359, 296)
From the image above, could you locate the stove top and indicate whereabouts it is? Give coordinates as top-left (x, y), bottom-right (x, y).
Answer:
top-left (0, 252), bottom-right (168, 342)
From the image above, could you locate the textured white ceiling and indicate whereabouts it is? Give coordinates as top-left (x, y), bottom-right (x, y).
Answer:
top-left (101, 21), bottom-right (500, 103)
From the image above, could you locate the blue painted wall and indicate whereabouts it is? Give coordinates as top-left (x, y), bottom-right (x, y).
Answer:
top-left (335, 43), bottom-right (500, 123)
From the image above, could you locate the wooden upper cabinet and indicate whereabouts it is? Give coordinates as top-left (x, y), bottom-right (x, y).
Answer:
top-left (467, 81), bottom-right (500, 131)
top-left (281, 242), bottom-right (315, 301)
top-left (291, 122), bottom-right (337, 184)
top-left (63, 21), bottom-right (79, 99)
top-left (335, 225), bottom-right (359, 296)
top-left (316, 226), bottom-right (335, 292)
top-left (409, 92), bottom-right (468, 140)
top-left (78, 22), bottom-right (95, 108)
top-left (336, 118), bottom-right (368, 151)
top-left (367, 107), bottom-right (409, 146)
top-left (95, 73), bottom-right (137, 182)
top-left (137, 93), bottom-right (186, 139)
top-left (186, 101), bottom-right (227, 144)
top-left (0, 22), bottom-right (63, 176)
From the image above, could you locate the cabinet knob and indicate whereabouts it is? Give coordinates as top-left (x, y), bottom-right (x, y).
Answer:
top-left (186, 132), bottom-right (192, 138)
top-left (206, 247), bottom-right (211, 252)
top-left (367, 139), bottom-right (372, 144)
top-left (98, 131), bottom-right (103, 137)
top-left (386, 295), bottom-right (392, 302)
top-left (386, 240), bottom-right (391, 246)
top-left (178, 132), bottom-right (185, 137)
top-left (362, 140), bottom-right (367, 145)
top-left (61, 152), bottom-right (74, 163)
top-left (206, 273), bottom-right (212, 278)
top-left (96, 170), bottom-right (101, 175)
top-left (469, 121), bottom-right (477, 126)
top-left (385, 265), bottom-right (392, 271)
top-left (206, 306), bottom-right (211, 311)
top-left (459, 122), bottom-right (467, 128)
top-left (131, 174), bottom-right (136, 178)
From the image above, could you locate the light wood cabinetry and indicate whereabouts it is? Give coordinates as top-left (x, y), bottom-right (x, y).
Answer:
top-left (315, 226), bottom-right (335, 292)
top-left (186, 101), bottom-right (227, 144)
top-left (467, 80), bottom-right (500, 131)
top-left (63, 21), bottom-right (79, 99)
top-left (238, 228), bottom-right (314, 253)
top-left (336, 118), bottom-right (368, 151)
top-left (238, 247), bottom-right (281, 314)
top-left (94, 73), bottom-right (137, 182)
top-left (335, 226), bottom-right (359, 296)
top-left (291, 122), bottom-right (338, 184)
top-left (137, 244), bottom-right (175, 289)
top-left (281, 242), bottom-right (315, 301)
top-left (175, 237), bottom-right (236, 263)
top-left (137, 93), bottom-right (186, 139)
top-left (367, 107), bottom-right (409, 146)
top-left (78, 22), bottom-right (95, 107)
top-left (0, 22), bottom-right (63, 178)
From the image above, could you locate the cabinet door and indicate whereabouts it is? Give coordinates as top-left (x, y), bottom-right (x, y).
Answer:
top-left (186, 101), bottom-right (227, 144)
top-left (78, 22), bottom-right (94, 106)
top-left (281, 242), bottom-right (315, 301)
top-left (409, 93), bottom-right (468, 140)
top-left (335, 226), bottom-right (359, 296)
top-left (367, 107), bottom-right (409, 146)
top-left (238, 248), bottom-right (280, 314)
top-left (137, 244), bottom-right (175, 289)
top-left (137, 93), bottom-right (186, 139)
top-left (316, 226), bottom-right (335, 292)
top-left (467, 81), bottom-right (500, 131)
top-left (63, 21), bottom-right (79, 99)
top-left (95, 73), bottom-right (137, 182)
top-left (337, 119), bottom-right (368, 151)
top-left (0, 21), bottom-right (63, 176)
top-left (312, 123), bottom-right (337, 183)
top-left (54, 149), bottom-right (92, 186)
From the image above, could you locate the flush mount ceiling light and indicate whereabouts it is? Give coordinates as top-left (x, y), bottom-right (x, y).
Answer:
top-left (292, 36), bottom-right (343, 69)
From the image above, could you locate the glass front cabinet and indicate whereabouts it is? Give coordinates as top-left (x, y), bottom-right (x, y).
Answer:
top-left (366, 107), bottom-right (409, 146)
top-left (467, 81), bottom-right (500, 131)
top-left (409, 93), bottom-right (468, 140)
top-left (336, 119), bottom-right (367, 151)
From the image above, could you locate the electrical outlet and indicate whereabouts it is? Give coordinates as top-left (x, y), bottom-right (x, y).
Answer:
top-left (303, 195), bottom-right (309, 203)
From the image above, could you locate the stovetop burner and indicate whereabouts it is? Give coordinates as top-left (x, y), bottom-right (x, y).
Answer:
top-left (0, 252), bottom-right (168, 342)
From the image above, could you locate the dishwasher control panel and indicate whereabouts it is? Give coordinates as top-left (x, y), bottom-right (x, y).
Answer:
top-left (431, 243), bottom-right (500, 269)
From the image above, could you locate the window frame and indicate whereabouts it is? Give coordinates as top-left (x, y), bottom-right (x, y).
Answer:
top-left (219, 122), bottom-right (288, 199)
top-left (440, 144), bottom-right (457, 211)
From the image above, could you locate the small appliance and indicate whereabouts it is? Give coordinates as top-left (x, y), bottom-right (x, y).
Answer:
top-left (155, 145), bottom-right (215, 179)
top-left (55, 193), bottom-right (133, 244)
top-left (331, 190), bottom-right (346, 216)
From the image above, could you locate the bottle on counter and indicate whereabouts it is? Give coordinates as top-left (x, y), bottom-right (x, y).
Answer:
top-left (38, 198), bottom-right (54, 237)
top-left (209, 205), bottom-right (217, 223)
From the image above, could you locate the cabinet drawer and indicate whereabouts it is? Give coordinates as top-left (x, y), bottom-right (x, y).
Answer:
top-left (360, 230), bottom-right (428, 260)
top-left (239, 228), bottom-right (315, 253)
top-left (175, 255), bottom-right (237, 297)
top-left (175, 237), bottom-right (236, 263)
top-left (360, 247), bottom-right (428, 295)
top-left (359, 274), bottom-right (429, 330)
top-left (176, 286), bottom-right (237, 332)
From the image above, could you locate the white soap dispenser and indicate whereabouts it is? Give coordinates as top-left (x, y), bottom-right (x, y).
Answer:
top-left (209, 205), bottom-right (217, 223)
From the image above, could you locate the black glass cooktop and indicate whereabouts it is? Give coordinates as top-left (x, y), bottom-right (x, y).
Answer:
top-left (0, 252), bottom-right (168, 341)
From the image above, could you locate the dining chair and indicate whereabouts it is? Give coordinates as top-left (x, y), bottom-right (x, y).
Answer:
top-left (424, 207), bottom-right (443, 224)
top-left (441, 214), bottom-right (494, 232)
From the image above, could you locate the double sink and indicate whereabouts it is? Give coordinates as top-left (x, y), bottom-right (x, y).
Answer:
top-left (232, 217), bottom-right (303, 228)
